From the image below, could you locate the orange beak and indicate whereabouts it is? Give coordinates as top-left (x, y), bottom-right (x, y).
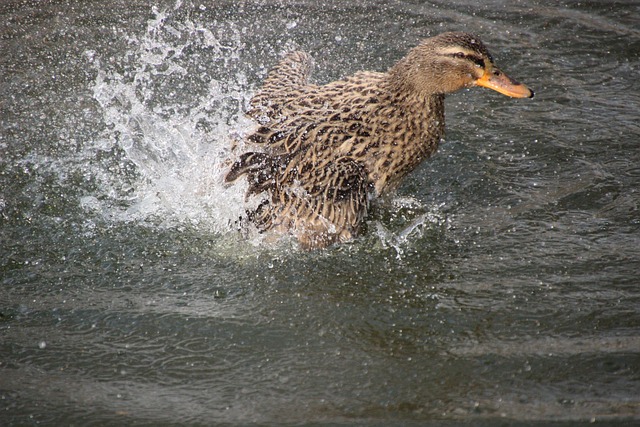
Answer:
top-left (476, 67), bottom-right (534, 98)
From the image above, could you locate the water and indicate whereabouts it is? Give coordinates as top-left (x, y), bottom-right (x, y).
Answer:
top-left (1, 0), bottom-right (639, 424)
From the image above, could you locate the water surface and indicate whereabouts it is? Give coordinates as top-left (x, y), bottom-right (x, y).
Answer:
top-left (1, 0), bottom-right (639, 424)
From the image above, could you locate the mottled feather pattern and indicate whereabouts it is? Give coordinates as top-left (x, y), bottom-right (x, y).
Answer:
top-left (225, 32), bottom-right (532, 248)
top-left (249, 157), bottom-right (370, 249)
top-left (228, 52), bottom-right (443, 249)
top-left (244, 53), bottom-right (445, 194)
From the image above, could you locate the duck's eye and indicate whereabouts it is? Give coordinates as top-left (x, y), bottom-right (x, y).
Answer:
top-left (468, 56), bottom-right (485, 68)
top-left (450, 52), bottom-right (485, 68)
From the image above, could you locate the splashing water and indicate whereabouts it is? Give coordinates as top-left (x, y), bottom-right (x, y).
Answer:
top-left (86, 5), bottom-right (252, 233)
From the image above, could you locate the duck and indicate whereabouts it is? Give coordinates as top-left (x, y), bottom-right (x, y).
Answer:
top-left (225, 32), bottom-right (533, 249)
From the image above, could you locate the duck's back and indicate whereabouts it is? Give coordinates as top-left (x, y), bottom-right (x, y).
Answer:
top-left (247, 51), bottom-right (389, 155)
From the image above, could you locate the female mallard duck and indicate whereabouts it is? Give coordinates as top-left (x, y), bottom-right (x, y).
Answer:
top-left (226, 32), bottom-right (533, 249)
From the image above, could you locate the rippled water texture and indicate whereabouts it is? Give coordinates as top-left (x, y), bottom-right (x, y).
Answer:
top-left (1, 0), bottom-right (639, 425)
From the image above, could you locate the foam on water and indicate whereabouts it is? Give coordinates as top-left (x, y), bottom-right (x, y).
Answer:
top-left (86, 4), bottom-right (252, 234)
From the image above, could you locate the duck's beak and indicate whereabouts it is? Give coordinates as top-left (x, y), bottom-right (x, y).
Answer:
top-left (476, 67), bottom-right (534, 98)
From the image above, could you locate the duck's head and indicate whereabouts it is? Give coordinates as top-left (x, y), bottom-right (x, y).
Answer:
top-left (391, 32), bottom-right (534, 99)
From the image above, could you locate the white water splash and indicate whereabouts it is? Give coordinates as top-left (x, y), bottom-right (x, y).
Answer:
top-left (87, 6), bottom-right (253, 233)
top-left (374, 199), bottom-right (450, 259)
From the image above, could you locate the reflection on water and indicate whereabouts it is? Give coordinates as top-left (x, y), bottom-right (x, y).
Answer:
top-left (1, 0), bottom-right (639, 424)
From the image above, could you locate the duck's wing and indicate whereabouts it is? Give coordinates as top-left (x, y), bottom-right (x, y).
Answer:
top-left (262, 51), bottom-right (313, 92)
top-left (224, 150), bottom-right (291, 196)
top-left (247, 51), bottom-right (313, 121)
top-left (250, 156), bottom-right (371, 249)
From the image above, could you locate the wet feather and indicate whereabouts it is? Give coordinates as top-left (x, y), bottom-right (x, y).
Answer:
top-left (225, 32), bottom-right (532, 249)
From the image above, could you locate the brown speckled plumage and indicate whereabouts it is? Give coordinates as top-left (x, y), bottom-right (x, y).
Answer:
top-left (226, 32), bottom-right (533, 249)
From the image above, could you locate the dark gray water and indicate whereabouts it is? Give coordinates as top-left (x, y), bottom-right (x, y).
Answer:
top-left (1, 0), bottom-right (639, 425)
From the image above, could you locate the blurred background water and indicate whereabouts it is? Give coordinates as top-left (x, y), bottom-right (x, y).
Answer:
top-left (1, 0), bottom-right (639, 425)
